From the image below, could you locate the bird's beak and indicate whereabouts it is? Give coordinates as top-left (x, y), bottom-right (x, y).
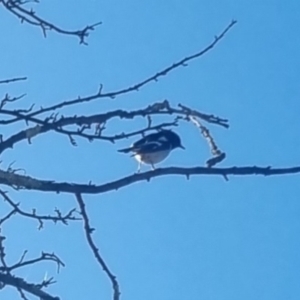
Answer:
top-left (179, 144), bottom-right (185, 150)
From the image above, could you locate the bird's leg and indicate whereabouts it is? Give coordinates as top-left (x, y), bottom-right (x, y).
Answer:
top-left (136, 162), bottom-right (141, 173)
top-left (151, 163), bottom-right (156, 171)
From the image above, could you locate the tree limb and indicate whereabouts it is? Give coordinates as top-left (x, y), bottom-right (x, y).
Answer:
top-left (0, 0), bottom-right (101, 44)
top-left (0, 272), bottom-right (59, 300)
top-left (76, 193), bottom-right (120, 300)
top-left (0, 100), bottom-right (228, 154)
top-left (24, 20), bottom-right (237, 117)
top-left (0, 77), bottom-right (27, 84)
top-left (0, 166), bottom-right (299, 195)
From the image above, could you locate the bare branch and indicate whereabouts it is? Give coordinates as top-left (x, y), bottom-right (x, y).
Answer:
top-left (0, 272), bottom-right (60, 300)
top-left (0, 189), bottom-right (80, 228)
top-left (76, 193), bottom-right (120, 300)
top-left (188, 116), bottom-right (226, 167)
top-left (0, 0), bottom-right (101, 44)
top-left (4, 252), bottom-right (65, 273)
top-left (0, 236), bottom-right (8, 270)
top-left (0, 166), bottom-right (299, 195)
top-left (16, 286), bottom-right (29, 300)
top-left (2, 99), bottom-right (224, 128)
top-left (0, 77), bottom-right (27, 84)
top-left (22, 20), bottom-right (237, 116)
top-left (0, 100), bottom-right (228, 154)
top-left (0, 94), bottom-right (26, 110)
top-left (0, 235), bottom-right (62, 299)
top-left (0, 210), bottom-right (15, 225)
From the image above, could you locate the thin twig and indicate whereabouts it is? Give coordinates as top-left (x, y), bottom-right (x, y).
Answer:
top-left (23, 20), bottom-right (237, 116)
top-left (75, 193), bottom-right (120, 300)
top-left (0, 272), bottom-right (59, 300)
top-left (0, 100), bottom-right (228, 154)
top-left (0, 189), bottom-right (80, 228)
top-left (0, 0), bottom-right (101, 44)
top-left (0, 77), bottom-right (27, 84)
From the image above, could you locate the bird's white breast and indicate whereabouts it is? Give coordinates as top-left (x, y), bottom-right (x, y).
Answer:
top-left (135, 150), bottom-right (170, 165)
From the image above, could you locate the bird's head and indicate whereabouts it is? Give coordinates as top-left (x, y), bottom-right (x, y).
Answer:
top-left (161, 130), bottom-right (185, 150)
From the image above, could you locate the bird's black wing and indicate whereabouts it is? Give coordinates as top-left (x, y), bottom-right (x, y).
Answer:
top-left (132, 141), bottom-right (170, 154)
top-left (118, 131), bottom-right (171, 153)
top-left (132, 131), bottom-right (169, 147)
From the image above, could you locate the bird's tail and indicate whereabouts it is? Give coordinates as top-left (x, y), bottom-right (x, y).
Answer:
top-left (118, 147), bottom-right (133, 153)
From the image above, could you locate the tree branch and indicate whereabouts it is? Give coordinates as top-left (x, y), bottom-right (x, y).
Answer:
top-left (0, 77), bottom-right (27, 84)
top-left (0, 189), bottom-right (80, 229)
top-left (0, 0), bottom-right (101, 44)
top-left (0, 234), bottom-right (61, 299)
top-left (0, 100), bottom-right (228, 154)
top-left (23, 19), bottom-right (237, 117)
top-left (2, 251), bottom-right (64, 273)
top-left (0, 272), bottom-right (59, 300)
top-left (76, 193), bottom-right (120, 300)
top-left (0, 166), bottom-right (299, 195)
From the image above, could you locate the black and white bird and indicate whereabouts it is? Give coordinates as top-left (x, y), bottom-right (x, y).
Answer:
top-left (118, 130), bottom-right (185, 172)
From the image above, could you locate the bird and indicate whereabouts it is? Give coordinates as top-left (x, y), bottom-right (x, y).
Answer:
top-left (118, 130), bottom-right (185, 172)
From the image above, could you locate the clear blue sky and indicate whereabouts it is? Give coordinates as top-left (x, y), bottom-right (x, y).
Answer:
top-left (1, 1), bottom-right (300, 299)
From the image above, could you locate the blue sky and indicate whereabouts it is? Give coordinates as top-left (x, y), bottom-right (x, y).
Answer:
top-left (1, 1), bottom-right (300, 299)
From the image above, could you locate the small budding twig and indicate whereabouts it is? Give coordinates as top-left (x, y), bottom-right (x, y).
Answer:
top-left (0, 0), bottom-right (102, 44)
top-left (188, 115), bottom-right (226, 167)
top-left (0, 77), bottom-right (27, 85)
